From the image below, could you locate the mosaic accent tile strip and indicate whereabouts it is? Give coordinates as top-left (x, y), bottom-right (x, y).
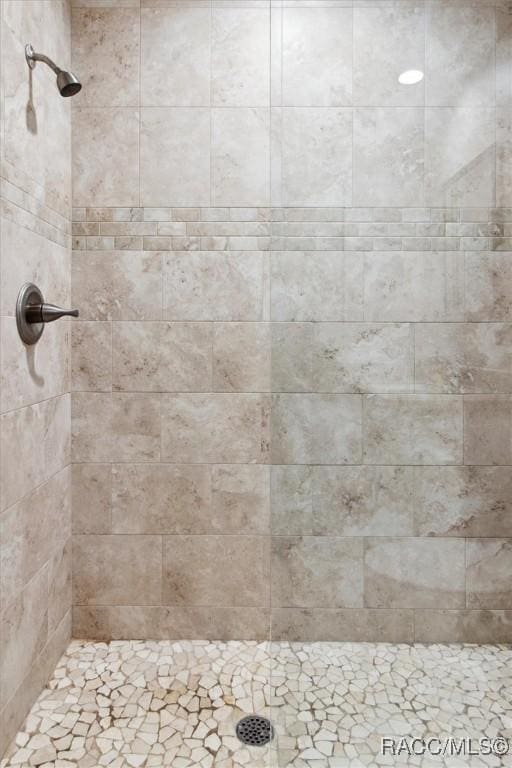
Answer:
top-left (1, 640), bottom-right (511, 767)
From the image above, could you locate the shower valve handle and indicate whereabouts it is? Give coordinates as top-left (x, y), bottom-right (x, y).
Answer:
top-left (26, 302), bottom-right (79, 324)
top-left (16, 282), bottom-right (79, 346)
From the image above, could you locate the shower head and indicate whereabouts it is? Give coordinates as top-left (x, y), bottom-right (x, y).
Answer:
top-left (25, 44), bottom-right (82, 97)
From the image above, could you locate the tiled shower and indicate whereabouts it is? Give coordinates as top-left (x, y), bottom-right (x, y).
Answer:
top-left (0, 0), bottom-right (511, 765)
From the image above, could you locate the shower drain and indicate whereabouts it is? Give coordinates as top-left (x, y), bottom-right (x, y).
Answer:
top-left (236, 715), bottom-right (274, 746)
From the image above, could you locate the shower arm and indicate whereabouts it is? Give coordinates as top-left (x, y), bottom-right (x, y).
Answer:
top-left (25, 45), bottom-right (62, 74)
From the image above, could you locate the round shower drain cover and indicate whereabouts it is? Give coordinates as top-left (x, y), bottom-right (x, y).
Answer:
top-left (236, 715), bottom-right (274, 746)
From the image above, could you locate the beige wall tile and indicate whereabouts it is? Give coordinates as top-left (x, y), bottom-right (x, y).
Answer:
top-left (113, 322), bottom-right (212, 392)
top-left (72, 392), bottom-right (161, 462)
top-left (282, 6), bottom-right (352, 106)
top-left (270, 466), bottom-right (312, 536)
top-left (466, 539), bottom-right (512, 609)
top-left (48, 539), bottom-right (72, 634)
top-left (271, 537), bottom-right (364, 608)
top-left (464, 395), bottom-right (512, 465)
top-left (73, 534), bottom-right (162, 605)
top-left (162, 535), bottom-right (270, 606)
top-left (141, 5), bottom-right (210, 106)
top-left (211, 7), bottom-right (269, 107)
top-left (72, 7), bottom-right (140, 106)
top-left (213, 322), bottom-right (271, 392)
top-left (364, 252), bottom-right (464, 322)
top-left (364, 537), bottom-right (466, 609)
top-left (272, 608), bottom-right (414, 643)
top-left (164, 252), bottom-right (265, 321)
top-left (353, 108), bottom-right (424, 207)
top-left (161, 393), bottom-right (270, 463)
top-left (1, 395), bottom-right (70, 512)
top-left (414, 609), bottom-right (512, 644)
top-left (271, 394), bottom-right (363, 464)
top-left (72, 321), bottom-right (112, 392)
top-left (364, 394), bottom-right (462, 465)
top-left (497, 108), bottom-right (512, 207)
top-left (415, 323), bottom-right (512, 394)
top-left (140, 108), bottom-right (210, 207)
top-left (211, 465), bottom-right (270, 535)
top-left (465, 253), bottom-right (512, 322)
top-left (212, 108), bottom-right (270, 206)
top-left (353, 5), bottom-right (424, 107)
top-left (72, 463), bottom-right (112, 534)
top-left (72, 108), bottom-right (139, 207)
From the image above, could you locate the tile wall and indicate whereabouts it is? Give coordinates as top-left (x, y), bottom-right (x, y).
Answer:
top-left (0, 0), bottom-right (73, 753)
top-left (70, 0), bottom-right (512, 644)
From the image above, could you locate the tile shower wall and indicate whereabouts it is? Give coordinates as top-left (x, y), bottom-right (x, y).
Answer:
top-left (71, 0), bottom-right (512, 644)
top-left (0, 0), bottom-right (73, 754)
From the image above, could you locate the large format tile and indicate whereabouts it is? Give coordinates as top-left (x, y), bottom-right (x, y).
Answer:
top-left (72, 392), bottom-right (161, 462)
top-left (211, 6), bottom-right (269, 107)
top-left (466, 539), bottom-right (512, 609)
top-left (414, 609), bottom-right (512, 643)
top-left (271, 537), bottom-right (364, 609)
top-left (164, 252), bottom-right (265, 321)
top-left (363, 394), bottom-right (463, 465)
top-left (71, 321), bottom-right (112, 392)
top-left (364, 538), bottom-right (466, 609)
top-left (281, 6), bottom-right (352, 107)
top-left (271, 609), bottom-right (414, 643)
top-left (72, 464), bottom-right (112, 535)
top-left (140, 108), bottom-right (210, 207)
top-left (353, 108), bottom-right (424, 207)
top-left (141, 5), bottom-right (210, 106)
top-left (161, 394), bottom-right (270, 464)
top-left (464, 395), bottom-right (512, 465)
top-left (71, 7), bottom-right (140, 106)
top-left (353, 5), bottom-right (424, 107)
top-left (497, 108), bottom-right (512, 207)
top-left (213, 323), bottom-right (271, 392)
top-left (72, 108), bottom-right (139, 207)
top-left (271, 394), bottom-right (362, 465)
top-left (73, 535), bottom-right (162, 605)
top-left (113, 322), bottom-right (212, 392)
top-left (465, 253), bottom-right (512, 322)
top-left (162, 536), bottom-right (269, 607)
top-left (426, 5), bottom-right (495, 107)
top-left (212, 108), bottom-right (270, 206)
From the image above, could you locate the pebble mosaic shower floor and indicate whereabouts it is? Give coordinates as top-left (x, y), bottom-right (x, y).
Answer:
top-left (1, 640), bottom-right (511, 768)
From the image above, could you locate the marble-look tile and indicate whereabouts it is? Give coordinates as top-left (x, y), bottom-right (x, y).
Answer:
top-left (141, 5), bottom-right (210, 106)
top-left (164, 252), bottom-right (265, 321)
top-left (162, 535), bottom-right (269, 606)
top-left (213, 322), bottom-right (270, 392)
top-left (364, 252), bottom-right (464, 322)
top-left (0, 567), bottom-right (48, 710)
top-left (113, 321), bottom-right (212, 392)
top-left (72, 251), bottom-right (162, 321)
top-left (464, 395), bottom-right (512, 465)
top-left (414, 609), bottom-right (512, 643)
top-left (271, 323), bottom-right (313, 393)
top-left (426, 5), bottom-right (495, 107)
top-left (465, 253), bottom-right (512, 322)
top-left (72, 392), bottom-right (161, 462)
top-left (212, 108), bottom-right (270, 206)
top-left (414, 466), bottom-right (512, 538)
top-left (73, 535), bottom-right (162, 605)
top-left (211, 464), bottom-right (270, 535)
top-left (72, 108), bottom-right (139, 207)
top-left (161, 393), bottom-right (270, 463)
top-left (71, 321), bottom-right (112, 392)
top-left (72, 463), bottom-right (112, 534)
top-left (415, 323), bottom-right (512, 393)
top-left (0, 317), bottom-right (70, 412)
top-left (497, 108), bottom-right (512, 207)
top-left (466, 539), bottom-right (512, 609)
top-left (271, 536), bottom-right (364, 608)
top-left (363, 394), bottom-right (463, 465)
top-left (0, 468), bottom-right (70, 611)
top-left (140, 108), bottom-right (210, 207)
top-left (271, 609), bottom-right (414, 643)
top-left (0, 395), bottom-right (70, 512)
top-left (365, 537), bottom-right (466, 609)
top-left (271, 394), bottom-right (362, 464)
top-left (425, 108), bottom-right (495, 207)
top-left (277, 108), bottom-right (353, 206)
top-left (71, 7), bottom-right (140, 106)
top-left (211, 7), bottom-right (269, 107)
top-left (353, 5), bottom-right (425, 107)
top-left (353, 108), bottom-right (424, 207)
top-left (281, 6), bottom-right (352, 106)
top-left (496, 7), bottom-right (512, 107)
top-left (271, 252), bottom-right (363, 321)
top-left (270, 466), bottom-right (312, 536)
top-left (48, 539), bottom-right (72, 634)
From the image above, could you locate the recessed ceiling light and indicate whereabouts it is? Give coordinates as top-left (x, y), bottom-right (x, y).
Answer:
top-left (398, 69), bottom-right (424, 85)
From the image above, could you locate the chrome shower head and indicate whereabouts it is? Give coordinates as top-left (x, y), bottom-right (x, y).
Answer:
top-left (25, 44), bottom-right (82, 97)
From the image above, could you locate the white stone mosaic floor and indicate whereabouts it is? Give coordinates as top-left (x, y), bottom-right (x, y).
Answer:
top-left (1, 640), bottom-right (511, 768)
